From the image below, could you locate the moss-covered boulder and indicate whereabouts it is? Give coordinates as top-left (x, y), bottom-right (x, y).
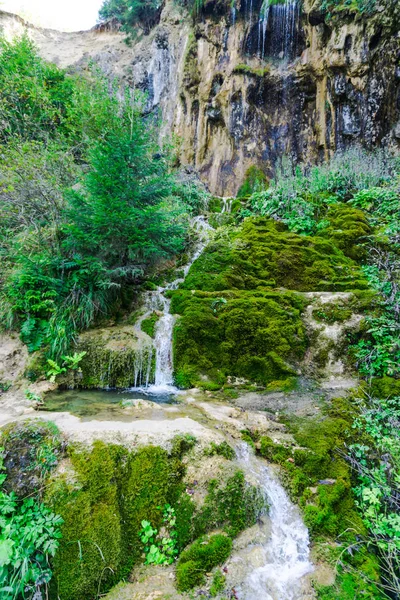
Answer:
top-left (181, 218), bottom-right (368, 293)
top-left (171, 289), bottom-right (306, 387)
top-left (71, 325), bottom-right (154, 388)
top-left (46, 442), bottom-right (187, 600)
top-left (176, 534), bottom-right (232, 591)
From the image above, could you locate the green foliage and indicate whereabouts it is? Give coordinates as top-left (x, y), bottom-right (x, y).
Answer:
top-left (0, 37), bottom-right (199, 359)
top-left (347, 397), bottom-right (400, 597)
top-left (204, 441), bottom-right (235, 460)
top-left (176, 534), bottom-right (232, 592)
top-left (24, 390), bottom-right (42, 404)
top-left (46, 352), bottom-right (87, 382)
top-left (138, 505), bottom-right (179, 565)
top-left (320, 0), bottom-right (378, 20)
top-left (99, 0), bottom-right (162, 35)
top-left (0, 448), bottom-right (63, 600)
top-left (46, 443), bottom-right (187, 599)
top-left (210, 569), bottom-right (226, 596)
top-left (195, 471), bottom-right (266, 538)
top-left (354, 262), bottom-right (400, 378)
top-left (0, 382), bottom-right (11, 393)
top-left (141, 312), bottom-right (160, 338)
top-left (247, 148), bottom-right (398, 233)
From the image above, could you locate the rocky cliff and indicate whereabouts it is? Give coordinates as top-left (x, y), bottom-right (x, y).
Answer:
top-left (1, 1), bottom-right (399, 194)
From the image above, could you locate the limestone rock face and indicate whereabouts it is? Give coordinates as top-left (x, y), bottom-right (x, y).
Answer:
top-left (1, 2), bottom-right (399, 194)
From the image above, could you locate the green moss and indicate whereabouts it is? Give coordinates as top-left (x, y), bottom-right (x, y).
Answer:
top-left (46, 442), bottom-right (187, 600)
top-left (369, 376), bottom-right (400, 398)
top-left (176, 534), bottom-right (232, 592)
top-left (24, 351), bottom-right (47, 381)
top-left (170, 434), bottom-right (197, 458)
top-left (260, 398), bottom-right (366, 540)
top-left (172, 289), bottom-right (306, 387)
top-left (140, 312), bottom-right (160, 338)
top-left (319, 204), bottom-right (372, 261)
top-left (233, 64), bottom-right (271, 78)
top-left (77, 335), bottom-right (154, 388)
top-left (259, 436), bottom-right (291, 464)
top-left (210, 569), bottom-right (226, 596)
top-left (312, 303), bottom-right (353, 324)
top-left (1, 420), bottom-right (62, 497)
top-left (176, 559), bottom-right (206, 591)
top-left (237, 166), bottom-right (269, 199)
top-left (171, 216), bottom-right (369, 388)
top-left (204, 441), bottom-right (235, 460)
top-left (194, 470), bottom-right (266, 538)
top-left (181, 218), bottom-right (367, 293)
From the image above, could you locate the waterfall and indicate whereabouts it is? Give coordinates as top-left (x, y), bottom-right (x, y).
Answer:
top-left (258, 0), bottom-right (300, 61)
top-left (235, 443), bottom-right (313, 599)
top-left (134, 216), bottom-right (212, 395)
top-left (221, 197), bottom-right (233, 213)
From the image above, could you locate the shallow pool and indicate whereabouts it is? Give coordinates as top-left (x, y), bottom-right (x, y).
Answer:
top-left (43, 388), bottom-right (177, 419)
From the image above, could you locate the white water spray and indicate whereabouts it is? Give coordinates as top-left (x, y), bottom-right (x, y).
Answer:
top-left (235, 443), bottom-right (313, 600)
top-left (257, 0), bottom-right (300, 61)
top-left (221, 197), bottom-right (233, 214)
top-left (134, 216), bottom-right (212, 395)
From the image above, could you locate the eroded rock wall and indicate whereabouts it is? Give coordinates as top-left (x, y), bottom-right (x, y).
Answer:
top-left (0, 2), bottom-right (399, 194)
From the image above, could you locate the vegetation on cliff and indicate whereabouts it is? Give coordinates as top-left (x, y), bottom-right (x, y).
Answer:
top-left (242, 148), bottom-right (400, 598)
top-left (0, 36), bottom-right (203, 361)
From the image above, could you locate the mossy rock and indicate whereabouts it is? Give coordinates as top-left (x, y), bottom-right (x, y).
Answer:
top-left (319, 204), bottom-right (372, 261)
top-left (46, 442), bottom-right (187, 600)
top-left (176, 534), bottom-right (232, 592)
top-left (237, 165), bottom-right (269, 199)
top-left (172, 288), bottom-right (306, 386)
top-left (264, 398), bottom-right (366, 540)
top-left (181, 218), bottom-right (367, 293)
top-left (0, 420), bottom-right (62, 497)
top-left (140, 312), bottom-right (160, 338)
top-left (73, 326), bottom-right (154, 388)
top-left (193, 470), bottom-right (266, 538)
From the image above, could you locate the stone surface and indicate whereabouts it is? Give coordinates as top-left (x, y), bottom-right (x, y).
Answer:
top-left (0, 2), bottom-right (399, 194)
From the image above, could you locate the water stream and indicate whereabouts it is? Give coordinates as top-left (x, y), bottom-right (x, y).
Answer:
top-left (235, 442), bottom-right (313, 599)
top-left (257, 0), bottom-right (300, 61)
top-left (134, 216), bottom-right (213, 394)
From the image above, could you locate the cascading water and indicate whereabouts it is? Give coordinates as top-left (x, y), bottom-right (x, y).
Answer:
top-left (257, 0), bottom-right (300, 61)
top-left (221, 197), bottom-right (233, 214)
top-left (234, 443), bottom-right (313, 600)
top-left (134, 216), bottom-right (212, 395)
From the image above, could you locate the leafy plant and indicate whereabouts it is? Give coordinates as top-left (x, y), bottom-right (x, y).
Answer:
top-left (346, 396), bottom-right (400, 597)
top-left (24, 390), bottom-right (43, 405)
top-left (46, 352), bottom-right (87, 382)
top-left (0, 448), bottom-right (63, 599)
top-left (46, 359), bottom-right (67, 383)
top-left (138, 504), bottom-right (179, 565)
top-left (0, 382), bottom-right (11, 393)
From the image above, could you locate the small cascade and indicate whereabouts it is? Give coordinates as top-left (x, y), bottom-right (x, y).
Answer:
top-left (221, 197), bottom-right (233, 213)
top-left (235, 443), bottom-right (313, 599)
top-left (257, 0), bottom-right (300, 61)
top-left (231, 4), bottom-right (236, 25)
top-left (133, 340), bottom-right (154, 388)
top-left (134, 216), bottom-right (213, 395)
